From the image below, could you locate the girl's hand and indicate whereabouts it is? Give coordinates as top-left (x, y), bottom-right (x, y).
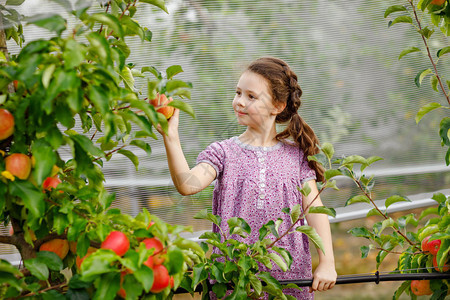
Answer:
top-left (157, 108), bottom-right (180, 140)
top-left (310, 261), bottom-right (337, 293)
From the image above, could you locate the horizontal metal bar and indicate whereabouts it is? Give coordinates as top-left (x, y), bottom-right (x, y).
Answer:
top-left (174, 272), bottom-right (450, 294)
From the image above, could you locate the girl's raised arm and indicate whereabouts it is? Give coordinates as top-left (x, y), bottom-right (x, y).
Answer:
top-left (302, 179), bottom-right (337, 293)
top-left (159, 109), bottom-right (217, 196)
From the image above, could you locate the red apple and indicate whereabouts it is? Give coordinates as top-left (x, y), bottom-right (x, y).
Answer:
top-left (5, 153), bottom-right (31, 180)
top-left (149, 93), bottom-right (174, 119)
top-left (0, 108), bottom-right (14, 140)
top-left (427, 238), bottom-right (441, 256)
top-left (43, 176), bottom-right (62, 191)
top-left (150, 264), bottom-right (170, 293)
top-left (411, 280), bottom-right (433, 296)
top-left (101, 231), bottom-right (130, 256)
top-left (39, 239), bottom-right (69, 260)
top-left (431, 0), bottom-right (446, 5)
top-left (142, 237), bottom-right (165, 265)
top-left (422, 236), bottom-right (441, 255)
top-left (433, 255), bottom-right (450, 272)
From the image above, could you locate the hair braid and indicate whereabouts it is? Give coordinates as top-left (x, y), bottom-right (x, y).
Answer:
top-left (247, 57), bottom-right (324, 182)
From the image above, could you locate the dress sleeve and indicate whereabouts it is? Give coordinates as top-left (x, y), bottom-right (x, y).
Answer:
top-left (299, 150), bottom-right (316, 184)
top-left (196, 141), bottom-right (225, 178)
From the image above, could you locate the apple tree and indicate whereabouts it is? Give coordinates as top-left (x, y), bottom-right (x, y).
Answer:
top-left (0, 0), bottom-right (204, 299)
top-left (342, 0), bottom-right (450, 298)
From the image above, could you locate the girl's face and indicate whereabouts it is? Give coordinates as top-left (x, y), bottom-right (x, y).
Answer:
top-left (232, 71), bottom-right (283, 129)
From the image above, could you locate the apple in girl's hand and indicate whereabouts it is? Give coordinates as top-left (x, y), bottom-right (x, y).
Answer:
top-left (149, 93), bottom-right (174, 119)
top-left (5, 153), bottom-right (31, 180)
top-left (0, 108), bottom-right (14, 140)
top-left (101, 231), bottom-right (130, 256)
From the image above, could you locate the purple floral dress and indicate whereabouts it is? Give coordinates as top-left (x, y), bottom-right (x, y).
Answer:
top-left (197, 136), bottom-right (316, 299)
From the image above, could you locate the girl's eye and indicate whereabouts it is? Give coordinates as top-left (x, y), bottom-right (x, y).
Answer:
top-left (249, 94), bottom-right (256, 100)
top-left (235, 91), bottom-right (241, 96)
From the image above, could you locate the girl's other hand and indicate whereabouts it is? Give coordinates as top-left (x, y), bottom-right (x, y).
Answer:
top-left (309, 261), bottom-right (337, 293)
top-left (157, 108), bottom-right (180, 139)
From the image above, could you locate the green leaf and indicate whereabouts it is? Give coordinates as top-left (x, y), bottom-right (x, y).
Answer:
top-left (439, 117), bottom-right (450, 146)
top-left (437, 46), bottom-right (450, 57)
top-left (32, 139), bottom-right (57, 185)
top-left (267, 252), bottom-right (287, 272)
top-left (139, 0), bottom-right (168, 13)
top-left (27, 14), bottom-right (67, 36)
top-left (168, 100), bottom-right (195, 118)
top-left (296, 225), bottom-right (324, 254)
top-left (366, 208), bottom-right (384, 217)
top-left (88, 85), bottom-right (110, 115)
top-left (308, 206), bottom-right (336, 218)
top-left (212, 282), bottom-right (227, 298)
top-left (88, 13), bottom-right (123, 40)
top-left (384, 5), bottom-right (407, 18)
top-left (324, 169), bottom-right (342, 180)
top-left (134, 266), bottom-right (154, 292)
top-left (360, 245), bottom-right (371, 258)
top-left (249, 273), bottom-right (262, 295)
top-left (167, 247), bottom-right (184, 274)
top-left (70, 134), bottom-right (104, 157)
top-left (366, 156), bottom-right (383, 165)
top-left (80, 250), bottom-right (119, 281)
top-left (193, 209), bottom-right (222, 227)
top-left (393, 281), bottom-right (410, 300)
top-left (42, 64), bottom-right (56, 88)
top-left (166, 79), bottom-right (192, 93)
top-left (93, 272), bottom-right (120, 300)
top-left (385, 195), bottom-right (410, 209)
top-left (6, 0), bottom-right (26, 5)
top-left (10, 181), bottom-right (45, 220)
top-left (290, 204), bottom-right (302, 224)
top-left (415, 68), bottom-right (433, 87)
top-left (416, 103), bottom-right (443, 123)
top-left (342, 155), bottom-right (367, 166)
top-left (165, 65), bottom-right (183, 80)
top-left (42, 290), bottom-right (65, 300)
top-left (118, 149), bottom-right (139, 170)
top-left (36, 251), bottom-right (63, 271)
top-left (379, 218), bottom-right (396, 234)
top-left (24, 258), bottom-right (49, 281)
top-left (398, 47), bottom-right (421, 60)
top-left (192, 263), bottom-right (208, 289)
top-left (130, 140), bottom-right (152, 157)
top-left (142, 66), bottom-right (161, 79)
top-left (348, 227), bottom-right (373, 239)
top-left (432, 192), bottom-right (447, 204)
top-left (418, 27), bottom-right (434, 39)
top-left (388, 16), bottom-right (413, 27)
top-left (120, 66), bottom-right (135, 90)
top-left (431, 75), bottom-right (439, 92)
top-left (298, 181), bottom-right (311, 197)
top-left (345, 195), bottom-right (370, 206)
top-left (321, 142), bottom-right (334, 159)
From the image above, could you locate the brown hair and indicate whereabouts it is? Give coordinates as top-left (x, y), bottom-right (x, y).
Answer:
top-left (246, 56), bottom-right (324, 182)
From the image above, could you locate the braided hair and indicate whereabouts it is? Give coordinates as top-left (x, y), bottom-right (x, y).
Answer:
top-left (246, 57), bottom-right (324, 182)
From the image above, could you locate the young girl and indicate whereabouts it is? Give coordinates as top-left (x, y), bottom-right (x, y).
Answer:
top-left (159, 57), bottom-right (337, 299)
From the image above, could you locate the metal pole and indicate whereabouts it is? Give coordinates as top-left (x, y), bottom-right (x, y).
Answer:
top-left (173, 272), bottom-right (450, 294)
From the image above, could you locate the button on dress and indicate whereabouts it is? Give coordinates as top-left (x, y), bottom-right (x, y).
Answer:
top-left (197, 136), bottom-right (316, 299)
